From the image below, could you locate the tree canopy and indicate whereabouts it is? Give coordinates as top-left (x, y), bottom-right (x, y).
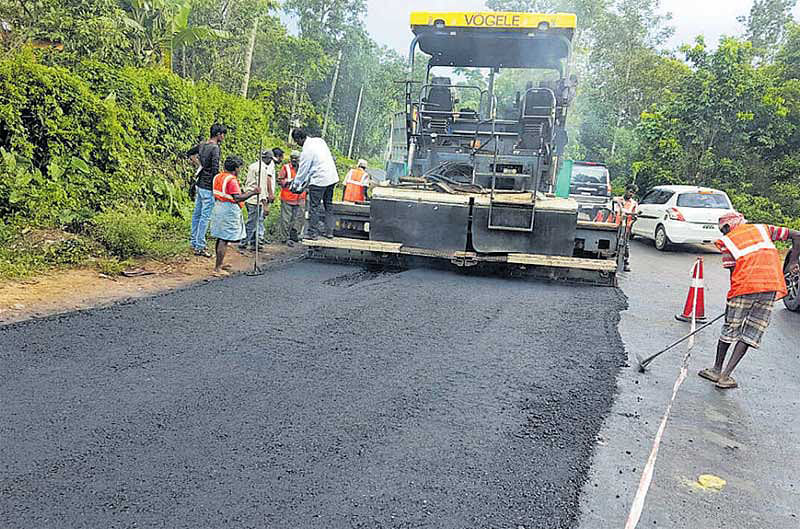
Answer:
top-left (2, 0), bottom-right (800, 233)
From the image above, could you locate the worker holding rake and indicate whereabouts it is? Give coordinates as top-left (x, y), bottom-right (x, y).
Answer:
top-left (698, 212), bottom-right (800, 389)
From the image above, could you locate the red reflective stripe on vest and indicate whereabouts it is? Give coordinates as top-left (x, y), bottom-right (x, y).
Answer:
top-left (718, 224), bottom-right (787, 299)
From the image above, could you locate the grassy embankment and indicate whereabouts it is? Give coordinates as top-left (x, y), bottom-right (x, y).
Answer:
top-left (0, 52), bottom-right (355, 280)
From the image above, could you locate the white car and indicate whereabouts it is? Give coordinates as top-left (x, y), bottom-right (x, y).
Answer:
top-left (632, 185), bottom-right (735, 251)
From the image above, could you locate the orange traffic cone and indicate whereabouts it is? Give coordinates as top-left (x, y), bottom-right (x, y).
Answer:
top-left (676, 257), bottom-right (707, 322)
top-left (593, 210), bottom-right (605, 222)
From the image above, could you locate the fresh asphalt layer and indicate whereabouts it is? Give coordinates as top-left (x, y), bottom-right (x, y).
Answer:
top-left (1, 261), bottom-right (626, 529)
top-left (579, 239), bottom-right (800, 528)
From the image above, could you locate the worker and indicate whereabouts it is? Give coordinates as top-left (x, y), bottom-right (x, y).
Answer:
top-left (343, 159), bottom-right (371, 203)
top-left (277, 150), bottom-right (306, 246)
top-left (240, 149), bottom-right (275, 251)
top-left (187, 123), bottom-right (226, 258)
top-left (270, 148), bottom-right (284, 205)
top-left (210, 156), bottom-right (260, 276)
top-left (290, 128), bottom-right (339, 240)
top-left (612, 185), bottom-right (638, 272)
top-left (698, 212), bottom-right (800, 389)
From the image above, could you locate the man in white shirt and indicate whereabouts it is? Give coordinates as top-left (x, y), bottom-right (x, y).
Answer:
top-left (240, 150), bottom-right (276, 250)
top-left (291, 128), bottom-right (339, 239)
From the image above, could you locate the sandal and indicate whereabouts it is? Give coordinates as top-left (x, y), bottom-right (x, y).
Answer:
top-left (211, 269), bottom-right (230, 278)
top-left (698, 368), bottom-right (721, 383)
top-left (715, 375), bottom-right (738, 389)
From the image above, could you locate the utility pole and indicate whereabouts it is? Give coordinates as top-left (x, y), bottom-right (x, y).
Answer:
top-left (347, 84), bottom-right (364, 159)
top-left (322, 48), bottom-right (342, 140)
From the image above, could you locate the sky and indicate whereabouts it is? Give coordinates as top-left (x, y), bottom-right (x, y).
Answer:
top-left (362, 0), bottom-right (800, 55)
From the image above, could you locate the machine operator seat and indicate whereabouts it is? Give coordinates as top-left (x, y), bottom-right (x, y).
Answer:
top-left (519, 88), bottom-right (556, 150)
top-left (424, 76), bottom-right (454, 113)
top-left (422, 76), bottom-right (455, 137)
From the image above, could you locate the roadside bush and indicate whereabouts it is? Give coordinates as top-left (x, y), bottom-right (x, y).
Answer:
top-left (0, 51), bottom-right (360, 279)
top-left (727, 190), bottom-right (788, 226)
top-left (91, 207), bottom-right (188, 260)
top-left (0, 225), bottom-right (99, 278)
top-left (0, 51), bottom-right (277, 228)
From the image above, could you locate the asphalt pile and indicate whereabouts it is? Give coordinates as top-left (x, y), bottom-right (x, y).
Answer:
top-left (0, 262), bottom-right (626, 528)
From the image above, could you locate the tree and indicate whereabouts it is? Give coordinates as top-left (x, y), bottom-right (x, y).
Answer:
top-left (0, 0), bottom-right (133, 67)
top-left (633, 37), bottom-right (791, 192)
top-left (249, 20), bottom-right (331, 136)
top-left (121, 0), bottom-right (229, 69)
top-left (738, 0), bottom-right (797, 62)
top-left (239, 0), bottom-right (276, 98)
top-left (576, 0), bottom-right (674, 178)
top-left (283, 0), bottom-right (367, 50)
top-left (487, 0), bottom-right (559, 10)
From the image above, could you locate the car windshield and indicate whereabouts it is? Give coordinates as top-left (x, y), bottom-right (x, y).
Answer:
top-left (571, 165), bottom-right (608, 185)
top-left (676, 192), bottom-right (730, 209)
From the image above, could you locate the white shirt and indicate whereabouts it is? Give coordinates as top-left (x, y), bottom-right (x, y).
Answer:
top-left (244, 160), bottom-right (275, 205)
top-left (297, 137), bottom-right (339, 188)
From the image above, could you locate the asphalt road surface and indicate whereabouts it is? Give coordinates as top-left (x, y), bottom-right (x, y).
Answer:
top-left (1, 262), bottom-right (626, 529)
top-left (579, 239), bottom-right (800, 528)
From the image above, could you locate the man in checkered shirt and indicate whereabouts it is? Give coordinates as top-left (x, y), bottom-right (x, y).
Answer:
top-left (698, 212), bottom-right (800, 389)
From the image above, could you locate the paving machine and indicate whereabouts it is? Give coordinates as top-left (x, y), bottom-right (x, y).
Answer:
top-left (305, 11), bottom-right (626, 285)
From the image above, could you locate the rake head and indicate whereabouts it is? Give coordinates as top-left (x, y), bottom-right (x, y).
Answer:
top-left (635, 353), bottom-right (648, 373)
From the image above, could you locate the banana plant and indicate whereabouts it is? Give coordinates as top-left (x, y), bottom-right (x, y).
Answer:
top-left (122, 0), bottom-right (230, 69)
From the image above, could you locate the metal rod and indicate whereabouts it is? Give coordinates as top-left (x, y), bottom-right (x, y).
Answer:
top-left (639, 313), bottom-right (726, 369)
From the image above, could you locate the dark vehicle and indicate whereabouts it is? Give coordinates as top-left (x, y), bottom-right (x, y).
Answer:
top-left (570, 162), bottom-right (611, 197)
top-left (569, 161), bottom-right (611, 219)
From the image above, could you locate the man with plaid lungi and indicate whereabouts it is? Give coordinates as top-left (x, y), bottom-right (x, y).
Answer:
top-left (698, 212), bottom-right (800, 389)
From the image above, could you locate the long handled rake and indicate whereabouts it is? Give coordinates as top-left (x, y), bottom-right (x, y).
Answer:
top-left (635, 313), bottom-right (725, 373)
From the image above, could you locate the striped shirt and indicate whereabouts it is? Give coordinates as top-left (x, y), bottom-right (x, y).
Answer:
top-left (719, 225), bottom-right (789, 269)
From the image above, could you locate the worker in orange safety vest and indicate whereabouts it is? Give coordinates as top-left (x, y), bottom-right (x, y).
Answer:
top-left (611, 185), bottom-right (638, 271)
top-left (343, 159), bottom-right (371, 203)
top-left (697, 211), bottom-right (800, 389)
top-left (209, 156), bottom-right (260, 276)
top-left (277, 150), bottom-right (307, 246)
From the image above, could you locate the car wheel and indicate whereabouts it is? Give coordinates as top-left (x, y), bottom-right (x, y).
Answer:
top-left (784, 253), bottom-right (800, 312)
top-left (654, 225), bottom-right (670, 251)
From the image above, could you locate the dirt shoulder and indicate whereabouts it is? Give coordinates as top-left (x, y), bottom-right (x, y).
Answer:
top-left (0, 244), bottom-right (304, 325)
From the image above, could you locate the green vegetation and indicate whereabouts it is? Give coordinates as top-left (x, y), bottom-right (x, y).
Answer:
top-left (491, 0), bottom-right (800, 228)
top-left (91, 207), bottom-right (187, 260)
top-left (0, 0), bottom-right (373, 279)
top-left (2, 0), bottom-right (800, 279)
